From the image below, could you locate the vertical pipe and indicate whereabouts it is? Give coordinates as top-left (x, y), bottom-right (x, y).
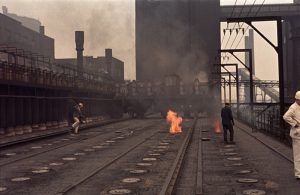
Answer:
top-left (249, 49), bottom-right (254, 105)
top-left (236, 64), bottom-right (240, 119)
top-left (46, 90), bottom-right (53, 126)
top-left (249, 49), bottom-right (254, 128)
top-left (277, 18), bottom-right (285, 133)
top-left (57, 92), bottom-right (62, 123)
top-left (39, 89), bottom-right (46, 130)
top-left (16, 88), bottom-right (24, 128)
top-left (222, 78), bottom-right (226, 103)
top-left (0, 97), bottom-right (6, 131)
top-left (25, 89), bottom-right (32, 126)
top-left (229, 75), bottom-right (232, 104)
top-left (7, 87), bottom-right (16, 134)
top-left (32, 94), bottom-right (39, 130)
top-left (54, 92), bottom-right (59, 124)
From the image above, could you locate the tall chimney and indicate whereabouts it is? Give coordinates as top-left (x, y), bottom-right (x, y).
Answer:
top-left (75, 31), bottom-right (84, 77)
top-left (105, 48), bottom-right (112, 76)
top-left (39, 26), bottom-right (45, 35)
top-left (245, 29), bottom-right (255, 74)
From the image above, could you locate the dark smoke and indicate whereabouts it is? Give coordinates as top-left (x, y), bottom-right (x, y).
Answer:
top-left (136, 0), bottom-right (220, 83)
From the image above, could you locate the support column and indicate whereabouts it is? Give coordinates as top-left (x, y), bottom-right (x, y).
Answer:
top-left (39, 89), bottom-right (47, 130)
top-left (32, 94), bottom-right (40, 131)
top-left (6, 87), bottom-right (16, 136)
top-left (53, 91), bottom-right (59, 128)
top-left (291, 17), bottom-right (300, 95)
top-left (15, 87), bottom-right (24, 135)
top-left (0, 85), bottom-right (6, 135)
top-left (0, 97), bottom-right (6, 135)
top-left (58, 92), bottom-right (67, 127)
top-left (24, 88), bottom-right (33, 133)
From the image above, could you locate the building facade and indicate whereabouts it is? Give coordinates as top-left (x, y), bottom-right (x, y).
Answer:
top-left (2, 6), bottom-right (41, 33)
top-left (0, 13), bottom-right (54, 62)
top-left (55, 49), bottom-right (124, 82)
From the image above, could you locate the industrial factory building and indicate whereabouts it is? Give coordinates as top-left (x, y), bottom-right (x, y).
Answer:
top-left (0, 8), bottom-right (54, 62)
top-left (0, 8), bottom-right (125, 137)
top-left (2, 6), bottom-right (41, 33)
top-left (0, 7), bottom-right (124, 82)
top-left (56, 49), bottom-right (124, 82)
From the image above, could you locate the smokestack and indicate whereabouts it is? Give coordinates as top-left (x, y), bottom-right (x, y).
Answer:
top-left (2, 6), bottom-right (8, 15)
top-left (245, 29), bottom-right (255, 74)
top-left (105, 48), bottom-right (112, 76)
top-left (39, 26), bottom-right (45, 35)
top-left (75, 31), bottom-right (84, 77)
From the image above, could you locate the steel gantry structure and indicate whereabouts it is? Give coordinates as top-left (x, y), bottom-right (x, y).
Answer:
top-left (225, 16), bottom-right (285, 129)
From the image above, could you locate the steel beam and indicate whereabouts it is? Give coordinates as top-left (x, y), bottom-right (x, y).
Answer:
top-left (227, 16), bottom-right (285, 133)
top-left (223, 64), bottom-right (239, 118)
top-left (227, 16), bottom-right (281, 23)
top-left (219, 49), bottom-right (253, 105)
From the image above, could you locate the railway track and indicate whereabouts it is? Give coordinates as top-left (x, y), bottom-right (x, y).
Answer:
top-left (0, 118), bottom-right (129, 149)
top-left (0, 121), bottom-right (146, 167)
top-left (0, 118), bottom-right (203, 195)
top-left (0, 119), bottom-right (172, 195)
top-left (160, 117), bottom-right (294, 195)
top-left (196, 119), bottom-right (296, 195)
top-left (59, 129), bottom-right (160, 194)
top-left (57, 118), bottom-right (198, 195)
top-left (159, 118), bottom-right (198, 195)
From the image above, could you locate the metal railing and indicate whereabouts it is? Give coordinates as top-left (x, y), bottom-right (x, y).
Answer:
top-left (0, 45), bottom-right (116, 95)
top-left (232, 103), bottom-right (291, 144)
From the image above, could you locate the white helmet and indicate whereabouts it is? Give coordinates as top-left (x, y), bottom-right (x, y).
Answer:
top-left (295, 91), bottom-right (300, 100)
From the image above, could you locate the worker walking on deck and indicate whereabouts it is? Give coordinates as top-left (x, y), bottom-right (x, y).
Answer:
top-left (72, 102), bottom-right (84, 134)
top-left (283, 91), bottom-right (300, 180)
top-left (221, 103), bottom-right (235, 144)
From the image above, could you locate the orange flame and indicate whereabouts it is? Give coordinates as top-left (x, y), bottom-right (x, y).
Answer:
top-left (214, 119), bottom-right (222, 134)
top-left (166, 110), bottom-right (183, 134)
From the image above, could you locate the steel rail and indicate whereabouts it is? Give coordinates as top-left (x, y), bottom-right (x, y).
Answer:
top-left (158, 118), bottom-right (198, 195)
top-left (0, 119), bottom-right (128, 149)
top-left (58, 129), bottom-right (161, 195)
top-left (196, 124), bottom-right (204, 195)
top-left (0, 119), bottom-right (136, 167)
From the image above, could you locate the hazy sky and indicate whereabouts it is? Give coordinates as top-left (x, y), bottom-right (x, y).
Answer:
top-left (1, 0), bottom-right (136, 79)
top-left (0, 0), bottom-right (294, 80)
top-left (221, 0), bottom-right (293, 80)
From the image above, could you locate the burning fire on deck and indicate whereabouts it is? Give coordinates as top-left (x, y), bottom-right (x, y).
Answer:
top-left (214, 119), bottom-right (222, 134)
top-left (166, 110), bottom-right (183, 134)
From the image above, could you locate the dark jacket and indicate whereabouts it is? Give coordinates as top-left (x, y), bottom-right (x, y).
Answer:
top-left (73, 105), bottom-right (83, 119)
top-left (221, 106), bottom-right (234, 126)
